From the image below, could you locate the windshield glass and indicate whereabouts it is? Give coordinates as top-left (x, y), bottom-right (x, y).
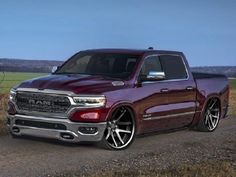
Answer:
top-left (56, 53), bottom-right (140, 79)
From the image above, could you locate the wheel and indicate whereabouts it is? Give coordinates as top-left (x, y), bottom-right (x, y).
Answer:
top-left (101, 106), bottom-right (136, 150)
top-left (197, 98), bottom-right (220, 132)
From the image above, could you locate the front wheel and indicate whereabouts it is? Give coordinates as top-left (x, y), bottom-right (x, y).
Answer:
top-left (197, 98), bottom-right (221, 132)
top-left (101, 106), bottom-right (136, 150)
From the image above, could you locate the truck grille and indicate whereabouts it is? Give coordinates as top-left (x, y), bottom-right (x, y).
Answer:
top-left (16, 92), bottom-right (71, 114)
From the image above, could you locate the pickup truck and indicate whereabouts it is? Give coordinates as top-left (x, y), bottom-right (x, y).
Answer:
top-left (7, 49), bottom-right (229, 150)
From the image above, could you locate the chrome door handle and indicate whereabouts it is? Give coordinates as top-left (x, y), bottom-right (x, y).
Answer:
top-left (160, 88), bottom-right (169, 93)
top-left (186, 86), bottom-right (194, 91)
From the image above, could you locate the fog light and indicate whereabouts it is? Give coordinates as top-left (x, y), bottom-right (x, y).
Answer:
top-left (12, 127), bottom-right (20, 133)
top-left (78, 127), bottom-right (98, 134)
top-left (80, 112), bottom-right (99, 119)
top-left (70, 109), bottom-right (103, 122)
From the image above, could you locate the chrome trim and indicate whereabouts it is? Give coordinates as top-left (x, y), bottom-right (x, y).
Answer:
top-left (7, 114), bottom-right (107, 142)
top-left (138, 54), bottom-right (190, 84)
top-left (143, 111), bottom-right (196, 120)
top-left (12, 88), bottom-right (106, 119)
top-left (147, 71), bottom-right (165, 80)
top-left (16, 88), bottom-right (75, 96)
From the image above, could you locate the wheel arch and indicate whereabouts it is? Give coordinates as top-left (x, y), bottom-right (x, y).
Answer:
top-left (105, 101), bottom-right (140, 133)
top-left (202, 94), bottom-right (221, 115)
top-left (197, 94), bottom-right (222, 125)
top-left (192, 94), bottom-right (222, 127)
top-left (106, 102), bottom-right (135, 119)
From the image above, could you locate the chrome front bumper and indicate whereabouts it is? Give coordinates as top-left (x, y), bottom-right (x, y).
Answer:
top-left (7, 114), bottom-right (107, 143)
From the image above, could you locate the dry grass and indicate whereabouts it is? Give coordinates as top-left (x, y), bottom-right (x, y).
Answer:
top-left (229, 89), bottom-right (236, 116)
top-left (92, 161), bottom-right (236, 177)
top-left (0, 94), bottom-right (8, 134)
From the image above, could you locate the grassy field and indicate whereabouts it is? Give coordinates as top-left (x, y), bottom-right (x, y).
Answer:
top-left (0, 72), bottom-right (47, 134)
top-left (0, 72), bottom-right (47, 93)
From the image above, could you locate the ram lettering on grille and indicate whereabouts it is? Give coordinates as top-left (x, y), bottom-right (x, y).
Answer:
top-left (16, 92), bottom-right (71, 114)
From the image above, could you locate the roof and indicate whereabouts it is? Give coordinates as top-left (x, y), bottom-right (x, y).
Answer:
top-left (80, 48), bottom-right (183, 55)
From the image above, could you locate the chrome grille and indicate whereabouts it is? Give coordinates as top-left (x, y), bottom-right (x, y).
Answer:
top-left (16, 92), bottom-right (71, 114)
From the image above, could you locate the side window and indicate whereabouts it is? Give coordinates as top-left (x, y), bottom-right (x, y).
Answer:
top-left (159, 55), bottom-right (187, 80)
top-left (141, 56), bottom-right (162, 75)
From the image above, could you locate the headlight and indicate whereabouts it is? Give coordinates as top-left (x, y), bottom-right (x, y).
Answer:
top-left (9, 88), bottom-right (16, 102)
top-left (73, 95), bottom-right (106, 107)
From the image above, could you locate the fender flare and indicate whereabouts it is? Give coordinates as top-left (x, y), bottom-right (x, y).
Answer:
top-left (198, 93), bottom-right (221, 124)
top-left (105, 101), bottom-right (141, 133)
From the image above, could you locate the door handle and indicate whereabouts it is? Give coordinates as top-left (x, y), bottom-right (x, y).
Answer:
top-left (160, 88), bottom-right (169, 93)
top-left (186, 86), bottom-right (194, 91)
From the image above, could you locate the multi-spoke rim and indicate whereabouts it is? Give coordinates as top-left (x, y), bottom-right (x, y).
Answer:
top-left (104, 107), bottom-right (135, 149)
top-left (204, 99), bottom-right (220, 131)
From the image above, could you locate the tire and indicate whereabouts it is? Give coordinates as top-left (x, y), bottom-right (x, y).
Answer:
top-left (100, 106), bottom-right (136, 150)
top-left (197, 98), bottom-right (220, 132)
top-left (10, 132), bottom-right (20, 139)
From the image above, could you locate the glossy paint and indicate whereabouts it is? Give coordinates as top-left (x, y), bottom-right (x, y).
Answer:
top-left (10, 49), bottom-right (230, 135)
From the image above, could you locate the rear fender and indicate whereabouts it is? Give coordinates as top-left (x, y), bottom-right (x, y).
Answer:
top-left (191, 94), bottom-right (221, 127)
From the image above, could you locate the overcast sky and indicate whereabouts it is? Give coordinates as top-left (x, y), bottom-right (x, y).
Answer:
top-left (0, 0), bottom-right (235, 66)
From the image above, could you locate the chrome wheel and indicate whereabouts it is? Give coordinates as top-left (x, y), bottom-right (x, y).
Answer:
top-left (103, 107), bottom-right (135, 150)
top-left (204, 99), bottom-right (220, 131)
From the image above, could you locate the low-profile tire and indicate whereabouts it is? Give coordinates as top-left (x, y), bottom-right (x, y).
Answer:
top-left (197, 98), bottom-right (221, 132)
top-left (100, 106), bottom-right (136, 150)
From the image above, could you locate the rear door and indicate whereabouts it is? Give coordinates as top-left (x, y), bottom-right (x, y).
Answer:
top-left (158, 54), bottom-right (196, 129)
top-left (139, 54), bottom-right (196, 133)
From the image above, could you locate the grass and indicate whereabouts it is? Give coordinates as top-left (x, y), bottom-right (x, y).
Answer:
top-left (229, 78), bottom-right (236, 89)
top-left (229, 79), bottom-right (236, 116)
top-left (0, 72), bottom-right (47, 93)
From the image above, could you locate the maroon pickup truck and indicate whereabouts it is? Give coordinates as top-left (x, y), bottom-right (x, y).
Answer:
top-left (7, 49), bottom-right (229, 150)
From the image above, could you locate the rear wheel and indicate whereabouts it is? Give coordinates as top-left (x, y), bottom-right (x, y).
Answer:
top-left (101, 106), bottom-right (135, 150)
top-left (197, 98), bottom-right (220, 132)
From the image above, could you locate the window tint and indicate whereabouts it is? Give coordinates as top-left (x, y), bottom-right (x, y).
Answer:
top-left (159, 55), bottom-right (187, 80)
top-left (56, 53), bottom-right (140, 79)
top-left (141, 56), bottom-right (162, 75)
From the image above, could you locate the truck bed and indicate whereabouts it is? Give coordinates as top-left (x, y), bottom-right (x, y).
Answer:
top-left (192, 72), bottom-right (226, 79)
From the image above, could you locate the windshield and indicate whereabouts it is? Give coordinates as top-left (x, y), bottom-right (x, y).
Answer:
top-left (55, 53), bottom-right (140, 79)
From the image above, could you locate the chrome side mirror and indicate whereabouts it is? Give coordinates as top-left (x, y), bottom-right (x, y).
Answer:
top-left (146, 71), bottom-right (165, 80)
top-left (51, 66), bottom-right (58, 73)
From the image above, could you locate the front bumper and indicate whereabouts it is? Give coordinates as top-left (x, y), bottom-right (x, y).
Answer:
top-left (7, 114), bottom-right (107, 143)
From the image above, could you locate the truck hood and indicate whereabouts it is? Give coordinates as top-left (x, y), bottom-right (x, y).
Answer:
top-left (17, 74), bottom-right (128, 94)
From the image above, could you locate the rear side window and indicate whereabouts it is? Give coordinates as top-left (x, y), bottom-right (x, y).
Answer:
top-left (159, 55), bottom-right (188, 80)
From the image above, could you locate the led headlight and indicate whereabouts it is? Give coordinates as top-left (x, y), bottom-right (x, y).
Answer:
top-left (73, 95), bottom-right (106, 107)
top-left (9, 88), bottom-right (16, 102)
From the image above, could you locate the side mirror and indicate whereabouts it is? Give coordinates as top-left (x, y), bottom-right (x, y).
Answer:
top-left (51, 66), bottom-right (59, 73)
top-left (147, 71), bottom-right (165, 80)
top-left (139, 71), bottom-right (165, 82)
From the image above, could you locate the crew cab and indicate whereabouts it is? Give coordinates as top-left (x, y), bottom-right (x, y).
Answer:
top-left (7, 49), bottom-right (229, 150)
